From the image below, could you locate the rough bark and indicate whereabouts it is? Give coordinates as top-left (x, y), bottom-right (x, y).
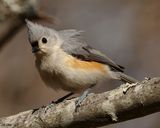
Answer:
top-left (0, 77), bottom-right (159, 128)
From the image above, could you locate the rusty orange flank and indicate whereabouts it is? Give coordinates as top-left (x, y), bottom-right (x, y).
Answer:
top-left (67, 56), bottom-right (107, 73)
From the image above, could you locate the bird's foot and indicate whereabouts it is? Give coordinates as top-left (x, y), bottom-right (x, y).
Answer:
top-left (75, 88), bottom-right (91, 111)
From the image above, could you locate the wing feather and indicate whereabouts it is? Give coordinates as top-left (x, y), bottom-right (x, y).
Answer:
top-left (59, 29), bottom-right (124, 72)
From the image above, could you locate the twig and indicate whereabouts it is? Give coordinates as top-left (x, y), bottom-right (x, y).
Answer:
top-left (0, 0), bottom-right (57, 51)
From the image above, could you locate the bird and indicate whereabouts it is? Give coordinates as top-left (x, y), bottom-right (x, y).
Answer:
top-left (25, 19), bottom-right (138, 108)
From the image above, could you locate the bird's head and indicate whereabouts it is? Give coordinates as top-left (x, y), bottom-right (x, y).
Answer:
top-left (26, 20), bottom-right (61, 57)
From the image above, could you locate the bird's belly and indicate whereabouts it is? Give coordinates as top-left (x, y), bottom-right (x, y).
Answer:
top-left (62, 69), bottom-right (105, 92)
top-left (60, 58), bottom-right (109, 92)
top-left (39, 69), bottom-right (64, 90)
top-left (36, 53), bottom-right (110, 93)
top-left (39, 63), bottom-right (108, 93)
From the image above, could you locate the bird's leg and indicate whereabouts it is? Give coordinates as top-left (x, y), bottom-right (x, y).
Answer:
top-left (75, 87), bottom-right (92, 109)
top-left (54, 92), bottom-right (74, 104)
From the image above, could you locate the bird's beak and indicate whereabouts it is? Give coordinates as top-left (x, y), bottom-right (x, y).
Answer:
top-left (31, 41), bottom-right (40, 53)
top-left (32, 47), bottom-right (40, 53)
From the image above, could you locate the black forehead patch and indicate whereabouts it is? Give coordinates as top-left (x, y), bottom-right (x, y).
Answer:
top-left (31, 41), bottom-right (38, 47)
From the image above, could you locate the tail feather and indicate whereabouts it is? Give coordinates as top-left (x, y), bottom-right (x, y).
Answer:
top-left (115, 72), bottom-right (138, 84)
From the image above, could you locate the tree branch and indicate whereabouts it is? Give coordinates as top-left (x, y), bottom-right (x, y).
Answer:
top-left (0, 0), bottom-right (57, 51)
top-left (0, 77), bottom-right (160, 128)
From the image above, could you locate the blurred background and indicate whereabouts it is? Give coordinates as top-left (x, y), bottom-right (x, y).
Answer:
top-left (0, 0), bottom-right (160, 128)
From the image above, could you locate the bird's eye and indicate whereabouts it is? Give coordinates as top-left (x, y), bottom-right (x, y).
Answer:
top-left (42, 37), bottom-right (47, 44)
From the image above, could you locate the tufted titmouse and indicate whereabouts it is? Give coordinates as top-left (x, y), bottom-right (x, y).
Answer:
top-left (26, 20), bottom-right (138, 107)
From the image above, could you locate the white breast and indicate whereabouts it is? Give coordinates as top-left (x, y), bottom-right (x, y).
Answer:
top-left (35, 47), bottom-right (110, 93)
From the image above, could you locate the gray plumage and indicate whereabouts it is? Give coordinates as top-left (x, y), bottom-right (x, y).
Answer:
top-left (59, 29), bottom-right (124, 72)
top-left (26, 19), bottom-right (58, 44)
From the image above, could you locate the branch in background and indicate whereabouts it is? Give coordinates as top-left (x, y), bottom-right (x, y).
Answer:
top-left (0, 77), bottom-right (159, 128)
top-left (0, 0), bottom-right (58, 50)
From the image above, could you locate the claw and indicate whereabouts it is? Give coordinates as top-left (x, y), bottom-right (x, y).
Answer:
top-left (75, 88), bottom-right (91, 110)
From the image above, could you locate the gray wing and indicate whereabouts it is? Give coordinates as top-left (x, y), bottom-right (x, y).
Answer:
top-left (59, 29), bottom-right (124, 72)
